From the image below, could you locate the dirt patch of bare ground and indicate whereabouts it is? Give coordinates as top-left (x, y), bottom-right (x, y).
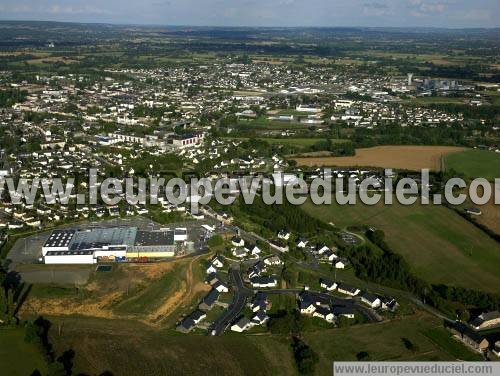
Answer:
top-left (21, 258), bottom-right (209, 327)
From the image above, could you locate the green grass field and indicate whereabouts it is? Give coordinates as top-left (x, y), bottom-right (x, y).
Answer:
top-left (47, 316), bottom-right (297, 376)
top-left (0, 328), bottom-right (48, 376)
top-left (303, 313), bottom-right (482, 372)
top-left (44, 311), bottom-right (480, 376)
top-left (302, 199), bottom-right (500, 293)
top-left (445, 149), bottom-right (500, 181)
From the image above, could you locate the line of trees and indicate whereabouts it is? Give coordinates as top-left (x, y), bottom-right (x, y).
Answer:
top-left (232, 196), bottom-right (329, 236)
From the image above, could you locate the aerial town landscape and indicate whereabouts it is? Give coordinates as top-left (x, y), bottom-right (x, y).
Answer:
top-left (0, 2), bottom-right (499, 375)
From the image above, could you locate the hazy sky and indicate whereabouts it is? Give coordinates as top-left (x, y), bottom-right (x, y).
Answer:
top-left (0, 0), bottom-right (498, 28)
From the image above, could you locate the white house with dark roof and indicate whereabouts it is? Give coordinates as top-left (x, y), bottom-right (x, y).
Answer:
top-left (231, 236), bottom-right (245, 247)
top-left (337, 283), bottom-right (360, 296)
top-left (213, 281), bottom-right (229, 293)
top-left (252, 311), bottom-right (270, 325)
top-left (250, 276), bottom-right (277, 288)
top-left (231, 317), bottom-right (254, 332)
top-left (206, 263), bottom-right (217, 274)
top-left (313, 306), bottom-right (335, 323)
top-left (244, 244), bottom-right (261, 256)
top-left (264, 255), bottom-right (282, 266)
top-left (334, 259), bottom-right (348, 269)
top-left (320, 279), bottom-right (337, 291)
top-left (360, 292), bottom-right (381, 308)
top-left (296, 238), bottom-right (308, 248)
top-left (278, 230), bottom-right (291, 241)
top-left (211, 256), bottom-right (224, 268)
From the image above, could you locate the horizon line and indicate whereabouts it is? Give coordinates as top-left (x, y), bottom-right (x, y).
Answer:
top-left (0, 19), bottom-right (499, 30)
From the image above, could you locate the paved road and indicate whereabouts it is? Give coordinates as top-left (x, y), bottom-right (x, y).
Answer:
top-left (209, 265), bottom-right (253, 335)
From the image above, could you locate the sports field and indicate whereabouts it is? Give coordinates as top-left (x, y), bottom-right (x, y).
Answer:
top-left (302, 199), bottom-right (500, 293)
top-left (295, 145), bottom-right (467, 171)
top-left (445, 149), bottom-right (500, 181)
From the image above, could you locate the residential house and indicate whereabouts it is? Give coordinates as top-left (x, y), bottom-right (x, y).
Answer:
top-left (205, 272), bottom-right (221, 286)
top-left (296, 238), bottom-right (308, 248)
top-left (299, 299), bottom-right (317, 315)
top-left (360, 292), bottom-right (381, 308)
top-left (176, 310), bottom-right (207, 333)
top-left (322, 249), bottom-right (338, 262)
top-left (213, 281), bottom-right (229, 293)
top-left (206, 263), bottom-right (217, 274)
top-left (108, 206), bottom-right (120, 217)
top-left (244, 243), bottom-right (261, 256)
top-left (320, 279), bottom-right (337, 292)
top-left (337, 283), bottom-right (360, 296)
top-left (316, 245), bottom-right (330, 255)
top-left (252, 311), bottom-right (270, 325)
top-left (333, 306), bottom-right (356, 319)
top-left (264, 255), bottom-right (282, 266)
top-left (251, 292), bottom-right (269, 312)
top-left (334, 259), bottom-right (348, 269)
top-left (470, 311), bottom-right (500, 331)
top-left (248, 261), bottom-right (267, 279)
top-left (381, 297), bottom-right (399, 312)
top-left (231, 317), bottom-right (254, 332)
top-left (278, 230), bottom-right (291, 241)
top-left (268, 239), bottom-right (289, 253)
top-left (231, 236), bottom-right (245, 247)
top-left (312, 306), bottom-right (335, 323)
top-left (250, 276), bottom-right (277, 288)
top-left (199, 289), bottom-right (220, 310)
top-left (211, 256), bottom-right (224, 268)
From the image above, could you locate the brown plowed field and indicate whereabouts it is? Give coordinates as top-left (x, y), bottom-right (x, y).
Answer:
top-left (294, 145), bottom-right (467, 171)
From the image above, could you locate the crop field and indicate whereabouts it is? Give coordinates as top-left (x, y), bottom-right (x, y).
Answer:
top-left (295, 146), bottom-right (467, 171)
top-left (302, 199), bottom-right (500, 292)
top-left (445, 149), bottom-right (500, 181)
top-left (303, 312), bottom-right (482, 372)
top-left (47, 316), bottom-right (296, 376)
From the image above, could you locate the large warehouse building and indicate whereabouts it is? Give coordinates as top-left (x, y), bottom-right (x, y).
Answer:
top-left (42, 227), bottom-right (186, 264)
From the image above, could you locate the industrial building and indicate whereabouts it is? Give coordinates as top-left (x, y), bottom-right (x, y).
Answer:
top-left (42, 226), bottom-right (185, 264)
